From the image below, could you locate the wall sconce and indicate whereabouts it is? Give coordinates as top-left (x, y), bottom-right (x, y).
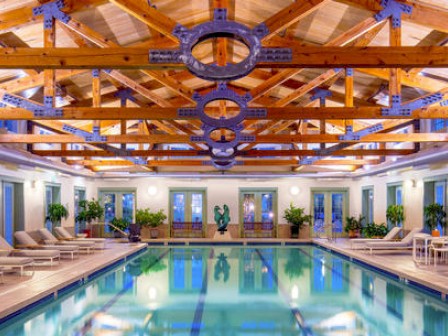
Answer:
top-left (289, 186), bottom-right (300, 196)
top-left (147, 186), bottom-right (158, 196)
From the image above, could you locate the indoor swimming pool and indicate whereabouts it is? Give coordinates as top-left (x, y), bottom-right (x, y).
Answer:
top-left (0, 245), bottom-right (447, 335)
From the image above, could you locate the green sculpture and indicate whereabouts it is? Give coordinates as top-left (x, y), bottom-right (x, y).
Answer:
top-left (214, 204), bottom-right (230, 233)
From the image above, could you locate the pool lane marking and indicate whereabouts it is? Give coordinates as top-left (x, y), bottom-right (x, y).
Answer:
top-left (77, 248), bottom-right (170, 336)
top-left (255, 248), bottom-right (314, 336)
top-left (190, 248), bottom-right (214, 336)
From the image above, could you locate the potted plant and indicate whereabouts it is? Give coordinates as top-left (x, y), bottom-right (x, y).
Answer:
top-left (110, 217), bottom-right (130, 238)
top-left (344, 215), bottom-right (365, 238)
top-left (283, 203), bottom-right (312, 238)
top-left (46, 203), bottom-right (69, 230)
top-left (386, 204), bottom-right (404, 228)
top-left (75, 198), bottom-right (104, 237)
top-left (424, 203), bottom-right (446, 237)
top-left (137, 208), bottom-right (167, 239)
top-left (362, 222), bottom-right (388, 238)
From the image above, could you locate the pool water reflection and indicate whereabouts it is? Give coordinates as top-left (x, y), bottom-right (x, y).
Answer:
top-left (1, 246), bottom-right (448, 335)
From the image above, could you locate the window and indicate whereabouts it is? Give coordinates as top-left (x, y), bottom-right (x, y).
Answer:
top-left (239, 188), bottom-right (277, 237)
top-left (45, 183), bottom-right (61, 232)
top-left (362, 186), bottom-right (374, 224)
top-left (311, 188), bottom-right (349, 238)
top-left (74, 187), bottom-right (86, 234)
top-left (387, 183), bottom-right (403, 227)
top-left (99, 189), bottom-right (136, 234)
top-left (169, 189), bottom-right (206, 225)
top-left (0, 120), bottom-right (18, 133)
top-left (2, 181), bottom-right (24, 244)
top-left (423, 179), bottom-right (446, 233)
top-left (431, 119), bottom-right (448, 132)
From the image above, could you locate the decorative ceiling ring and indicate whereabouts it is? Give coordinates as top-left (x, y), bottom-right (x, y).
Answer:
top-left (149, 8), bottom-right (292, 81)
top-left (202, 124), bottom-right (241, 151)
top-left (211, 147), bottom-right (236, 160)
top-left (212, 159), bottom-right (237, 170)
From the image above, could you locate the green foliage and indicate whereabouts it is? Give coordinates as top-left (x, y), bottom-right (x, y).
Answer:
top-left (46, 203), bottom-right (69, 225)
top-left (284, 249), bottom-right (310, 280)
top-left (362, 222), bottom-right (388, 238)
top-left (283, 203), bottom-right (312, 229)
top-left (424, 203), bottom-right (447, 230)
top-left (110, 216), bottom-right (130, 232)
top-left (75, 198), bottom-right (104, 224)
top-left (136, 208), bottom-right (167, 228)
top-left (386, 204), bottom-right (405, 226)
top-left (344, 214), bottom-right (365, 233)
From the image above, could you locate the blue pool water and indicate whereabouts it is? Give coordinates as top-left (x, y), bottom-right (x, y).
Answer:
top-left (0, 245), bottom-right (447, 335)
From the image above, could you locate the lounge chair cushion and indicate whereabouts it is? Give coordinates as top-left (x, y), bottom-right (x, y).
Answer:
top-left (0, 256), bottom-right (34, 265)
top-left (38, 229), bottom-right (95, 248)
top-left (0, 236), bottom-right (60, 259)
top-left (14, 231), bottom-right (80, 252)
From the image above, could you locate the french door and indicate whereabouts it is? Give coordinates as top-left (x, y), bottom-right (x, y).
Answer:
top-left (99, 190), bottom-right (135, 233)
top-left (240, 189), bottom-right (277, 237)
top-left (169, 189), bottom-right (206, 237)
top-left (311, 189), bottom-right (348, 238)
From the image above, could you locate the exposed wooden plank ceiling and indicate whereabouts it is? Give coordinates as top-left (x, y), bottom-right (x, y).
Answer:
top-left (0, 0), bottom-right (447, 175)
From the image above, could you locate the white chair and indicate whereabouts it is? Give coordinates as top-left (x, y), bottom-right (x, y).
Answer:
top-left (365, 228), bottom-right (422, 254)
top-left (38, 228), bottom-right (95, 254)
top-left (14, 231), bottom-right (79, 260)
top-left (0, 255), bottom-right (34, 276)
top-left (0, 235), bottom-right (60, 266)
top-left (350, 226), bottom-right (402, 249)
top-left (429, 238), bottom-right (448, 266)
top-left (54, 227), bottom-right (106, 249)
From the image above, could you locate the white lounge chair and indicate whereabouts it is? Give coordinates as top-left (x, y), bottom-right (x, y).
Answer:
top-left (14, 231), bottom-right (79, 260)
top-left (350, 226), bottom-right (402, 249)
top-left (0, 253), bottom-right (34, 276)
top-left (38, 228), bottom-right (95, 254)
top-left (0, 236), bottom-right (60, 266)
top-left (54, 227), bottom-right (106, 249)
top-left (365, 228), bottom-right (422, 254)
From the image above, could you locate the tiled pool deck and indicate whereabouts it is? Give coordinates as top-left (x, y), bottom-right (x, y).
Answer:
top-left (0, 238), bottom-right (447, 321)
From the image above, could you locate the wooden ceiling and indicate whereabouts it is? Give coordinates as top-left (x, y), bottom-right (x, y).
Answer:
top-left (1, 0), bottom-right (448, 175)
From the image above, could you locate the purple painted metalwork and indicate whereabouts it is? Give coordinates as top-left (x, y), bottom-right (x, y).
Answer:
top-left (128, 157), bottom-right (147, 165)
top-left (301, 157), bottom-right (319, 165)
top-left (114, 88), bottom-right (136, 106)
top-left (149, 8), bottom-right (291, 81)
top-left (346, 68), bottom-right (353, 77)
top-left (211, 159), bottom-right (237, 170)
top-left (63, 125), bottom-right (107, 142)
top-left (374, 0), bottom-right (413, 28)
top-left (1, 93), bottom-right (63, 117)
top-left (381, 93), bottom-right (443, 116)
top-left (178, 83), bottom-right (266, 128)
top-left (338, 123), bottom-right (384, 141)
top-left (33, 0), bottom-right (71, 29)
top-left (92, 69), bottom-right (100, 78)
top-left (310, 88), bottom-right (332, 105)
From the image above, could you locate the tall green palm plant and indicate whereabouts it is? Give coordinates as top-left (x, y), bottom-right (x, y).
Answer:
top-left (386, 204), bottom-right (404, 227)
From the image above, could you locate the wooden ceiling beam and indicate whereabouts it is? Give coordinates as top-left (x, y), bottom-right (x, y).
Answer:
top-left (1, 47), bottom-right (448, 69)
top-left (109, 0), bottom-right (180, 43)
top-left (337, 0), bottom-right (448, 34)
top-left (2, 133), bottom-right (447, 144)
top-left (4, 105), bottom-right (448, 120)
top-left (261, 0), bottom-right (330, 41)
top-left (32, 148), bottom-right (415, 157)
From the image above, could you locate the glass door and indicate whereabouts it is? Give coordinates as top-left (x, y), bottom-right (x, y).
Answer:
top-left (74, 188), bottom-right (86, 234)
top-left (312, 189), bottom-right (348, 238)
top-left (170, 190), bottom-right (205, 237)
top-left (99, 190), bottom-right (135, 234)
top-left (2, 182), bottom-right (14, 245)
top-left (240, 189), bottom-right (277, 237)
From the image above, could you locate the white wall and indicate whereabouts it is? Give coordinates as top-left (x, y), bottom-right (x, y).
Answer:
top-left (1, 161), bottom-right (448, 231)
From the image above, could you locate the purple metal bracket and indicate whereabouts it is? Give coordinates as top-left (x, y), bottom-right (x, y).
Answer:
top-left (382, 93), bottom-right (443, 116)
top-left (149, 8), bottom-right (292, 81)
top-left (62, 125), bottom-right (107, 142)
top-left (33, 0), bottom-right (71, 29)
top-left (178, 83), bottom-right (266, 128)
top-left (440, 100), bottom-right (448, 107)
top-left (128, 157), bottom-right (147, 165)
top-left (374, 0), bottom-right (413, 28)
top-left (192, 123), bottom-right (255, 151)
top-left (338, 123), bottom-right (384, 141)
top-left (114, 88), bottom-right (136, 105)
top-left (211, 158), bottom-right (237, 170)
top-left (310, 88), bottom-right (332, 105)
top-left (301, 157), bottom-right (320, 165)
top-left (1, 93), bottom-right (63, 117)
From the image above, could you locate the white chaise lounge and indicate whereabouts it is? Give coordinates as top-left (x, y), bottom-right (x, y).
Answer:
top-left (0, 236), bottom-right (60, 266)
top-left (365, 228), bottom-right (422, 254)
top-left (0, 250), bottom-right (34, 276)
top-left (14, 231), bottom-right (80, 259)
top-left (38, 228), bottom-right (95, 254)
top-left (54, 227), bottom-right (106, 249)
top-left (350, 226), bottom-right (402, 249)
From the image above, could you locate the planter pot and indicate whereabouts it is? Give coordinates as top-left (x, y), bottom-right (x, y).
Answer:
top-left (348, 229), bottom-right (360, 238)
top-left (432, 229), bottom-right (440, 237)
top-left (150, 228), bottom-right (159, 239)
top-left (290, 225), bottom-right (299, 238)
